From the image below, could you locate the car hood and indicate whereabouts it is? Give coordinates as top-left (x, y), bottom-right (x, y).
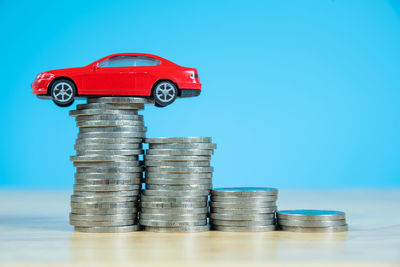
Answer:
top-left (44, 67), bottom-right (87, 75)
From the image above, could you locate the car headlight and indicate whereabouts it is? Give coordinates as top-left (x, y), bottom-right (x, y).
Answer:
top-left (37, 73), bottom-right (54, 80)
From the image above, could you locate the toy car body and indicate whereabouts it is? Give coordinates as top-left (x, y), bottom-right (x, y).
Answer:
top-left (31, 53), bottom-right (201, 107)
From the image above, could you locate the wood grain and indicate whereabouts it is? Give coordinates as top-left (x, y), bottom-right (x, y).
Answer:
top-left (0, 189), bottom-right (399, 266)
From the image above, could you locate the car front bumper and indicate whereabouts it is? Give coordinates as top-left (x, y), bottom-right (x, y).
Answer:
top-left (31, 79), bottom-right (50, 95)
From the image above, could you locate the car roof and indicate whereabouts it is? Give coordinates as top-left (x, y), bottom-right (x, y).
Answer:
top-left (91, 53), bottom-right (178, 66)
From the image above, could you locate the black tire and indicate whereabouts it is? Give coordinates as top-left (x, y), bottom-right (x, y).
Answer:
top-left (152, 81), bottom-right (178, 107)
top-left (50, 79), bottom-right (76, 107)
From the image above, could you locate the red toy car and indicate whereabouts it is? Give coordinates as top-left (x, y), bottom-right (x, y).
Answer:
top-left (31, 53), bottom-right (201, 107)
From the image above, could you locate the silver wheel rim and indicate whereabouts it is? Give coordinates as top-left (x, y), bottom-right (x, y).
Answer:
top-left (53, 82), bottom-right (74, 102)
top-left (155, 82), bottom-right (175, 103)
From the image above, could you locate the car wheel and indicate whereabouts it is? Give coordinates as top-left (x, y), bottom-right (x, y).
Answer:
top-left (50, 79), bottom-right (76, 107)
top-left (153, 81), bottom-right (178, 107)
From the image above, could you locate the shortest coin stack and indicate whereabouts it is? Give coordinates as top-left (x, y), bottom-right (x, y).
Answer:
top-left (210, 187), bottom-right (278, 232)
top-left (277, 210), bottom-right (348, 232)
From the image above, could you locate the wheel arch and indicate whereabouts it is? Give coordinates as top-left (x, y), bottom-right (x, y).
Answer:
top-left (151, 79), bottom-right (180, 96)
top-left (47, 77), bottom-right (78, 95)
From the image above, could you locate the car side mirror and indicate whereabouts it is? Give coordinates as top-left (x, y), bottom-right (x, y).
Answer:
top-left (91, 64), bottom-right (98, 71)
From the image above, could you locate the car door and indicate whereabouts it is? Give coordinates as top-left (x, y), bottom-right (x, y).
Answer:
top-left (84, 56), bottom-right (135, 95)
top-left (130, 66), bottom-right (155, 96)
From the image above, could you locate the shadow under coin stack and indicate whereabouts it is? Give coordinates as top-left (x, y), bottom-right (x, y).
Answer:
top-left (141, 137), bottom-right (216, 232)
top-left (210, 187), bottom-right (278, 231)
top-left (277, 210), bottom-right (348, 232)
top-left (68, 97), bottom-right (152, 233)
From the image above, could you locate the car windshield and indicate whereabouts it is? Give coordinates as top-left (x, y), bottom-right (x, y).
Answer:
top-left (98, 56), bottom-right (161, 67)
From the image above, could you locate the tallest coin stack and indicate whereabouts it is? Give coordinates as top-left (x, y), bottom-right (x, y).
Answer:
top-left (68, 97), bottom-right (152, 233)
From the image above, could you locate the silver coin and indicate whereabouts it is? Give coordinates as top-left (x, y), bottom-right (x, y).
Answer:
top-left (146, 166), bottom-right (213, 173)
top-left (76, 167), bottom-right (144, 173)
top-left (74, 161), bottom-right (142, 168)
top-left (145, 178), bottom-right (212, 185)
top-left (79, 126), bottom-right (147, 133)
top-left (141, 207), bottom-right (208, 215)
top-left (78, 132), bottom-right (146, 138)
top-left (277, 210), bottom-right (346, 221)
top-left (278, 219), bottom-right (347, 227)
top-left (71, 202), bottom-right (138, 209)
top-left (144, 155), bottom-right (211, 161)
top-left (211, 219), bottom-right (276, 226)
top-left (143, 225), bottom-right (210, 232)
top-left (75, 137), bottom-right (143, 144)
top-left (75, 114), bottom-right (143, 122)
top-left (71, 207), bottom-right (138, 215)
top-left (75, 178), bottom-right (142, 185)
top-left (73, 191), bottom-right (140, 197)
top-left (73, 184), bottom-right (141, 191)
top-left (140, 201), bottom-right (207, 209)
top-left (147, 149), bottom-right (213, 156)
top-left (145, 172), bottom-right (212, 179)
top-left (144, 161), bottom-right (210, 167)
top-left (146, 184), bottom-right (212, 191)
top-left (70, 213), bottom-right (136, 221)
top-left (74, 143), bottom-right (142, 150)
top-left (211, 206), bottom-right (277, 214)
top-left (149, 143), bottom-right (216, 149)
top-left (75, 149), bottom-right (144, 156)
top-left (212, 187), bottom-right (278, 196)
top-left (279, 224), bottom-right (349, 232)
top-left (140, 195), bottom-right (208, 203)
top-left (71, 195), bottom-right (137, 203)
top-left (70, 155), bottom-right (139, 162)
top-left (87, 97), bottom-right (152, 104)
top-left (145, 137), bottom-right (211, 144)
top-left (76, 103), bottom-right (144, 110)
top-left (143, 189), bottom-right (210, 197)
top-left (210, 202), bottom-right (276, 209)
top-left (74, 225), bottom-right (141, 232)
top-left (70, 109), bottom-right (139, 117)
top-left (210, 213), bottom-right (275, 221)
top-left (75, 173), bottom-right (142, 179)
top-left (139, 213), bottom-right (207, 221)
top-left (211, 195), bottom-right (278, 203)
top-left (70, 219), bottom-right (137, 227)
top-left (139, 219), bottom-right (207, 227)
top-left (77, 121), bottom-right (144, 128)
top-left (212, 225), bottom-right (277, 232)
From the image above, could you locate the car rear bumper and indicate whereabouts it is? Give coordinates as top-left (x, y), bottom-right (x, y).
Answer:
top-left (180, 89), bottom-right (201, 97)
top-left (178, 82), bottom-right (201, 90)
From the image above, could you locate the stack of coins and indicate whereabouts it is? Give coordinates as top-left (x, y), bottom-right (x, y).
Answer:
top-left (210, 187), bottom-right (278, 232)
top-left (140, 137), bottom-right (216, 232)
top-left (68, 97), bottom-right (152, 233)
top-left (277, 210), bottom-right (348, 232)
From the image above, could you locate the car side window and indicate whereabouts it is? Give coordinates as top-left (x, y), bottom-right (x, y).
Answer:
top-left (98, 56), bottom-right (160, 68)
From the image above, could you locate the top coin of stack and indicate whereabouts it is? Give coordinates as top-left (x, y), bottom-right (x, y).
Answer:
top-left (277, 210), bottom-right (348, 232)
top-left (141, 137), bottom-right (216, 232)
top-left (210, 187), bottom-right (278, 231)
top-left (69, 97), bottom-right (152, 233)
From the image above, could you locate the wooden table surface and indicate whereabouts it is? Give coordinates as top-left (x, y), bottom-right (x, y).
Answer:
top-left (0, 189), bottom-right (399, 266)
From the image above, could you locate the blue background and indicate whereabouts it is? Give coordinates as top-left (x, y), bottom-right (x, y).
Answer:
top-left (1, 0), bottom-right (399, 189)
